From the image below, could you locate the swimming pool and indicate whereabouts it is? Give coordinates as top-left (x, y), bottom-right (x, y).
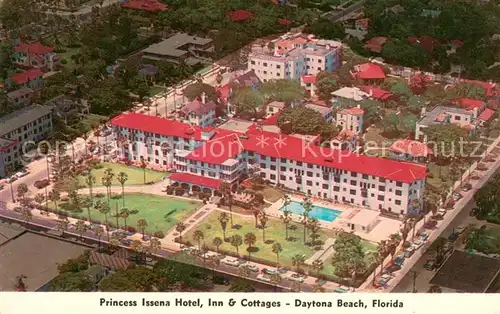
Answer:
top-left (280, 201), bottom-right (342, 222)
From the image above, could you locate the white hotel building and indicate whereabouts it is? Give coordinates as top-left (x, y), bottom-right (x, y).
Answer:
top-left (111, 113), bottom-right (427, 216)
top-left (247, 36), bottom-right (342, 82)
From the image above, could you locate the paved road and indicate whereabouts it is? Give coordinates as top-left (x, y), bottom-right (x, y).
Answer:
top-left (0, 208), bottom-right (315, 292)
top-left (322, 0), bottom-right (367, 21)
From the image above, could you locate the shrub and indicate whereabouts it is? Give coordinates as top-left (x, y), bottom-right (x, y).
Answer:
top-left (93, 163), bottom-right (104, 170)
top-left (60, 59), bottom-right (68, 65)
top-left (95, 193), bottom-right (105, 198)
top-left (110, 193), bottom-right (122, 200)
top-left (127, 226), bottom-right (136, 233)
top-left (153, 231), bottom-right (165, 239)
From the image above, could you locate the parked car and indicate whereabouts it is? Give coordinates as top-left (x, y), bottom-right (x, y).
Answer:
top-left (455, 225), bottom-right (468, 234)
top-left (438, 208), bottom-right (447, 216)
top-left (423, 259), bottom-right (436, 270)
top-left (378, 274), bottom-right (392, 286)
top-left (448, 232), bottom-right (459, 242)
top-left (261, 267), bottom-right (279, 275)
top-left (418, 232), bottom-right (429, 241)
top-left (394, 254), bottom-right (405, 266)
top-left (287, 273), bottom-right (306, 283)
top-left (412, 240), bottom-right (424, 250)
top-left (34, 179), bottom-right (50, 189)
top-left (6, 175), bottom-right (17, 183)
top-left (222, 258), bottom-right (242, 267)
top-left (452, 193), bottom-right (462, 202)
top-left (256, 274), bottom-right (271, 283)
top-left (240, 263), bottom-right (259, 272)
top-left (424, 220), bottom-right (438, 229)
top-left (404, 246), bottom-right (416, 258)
top-left (461, 183), bottom-right (472, 192)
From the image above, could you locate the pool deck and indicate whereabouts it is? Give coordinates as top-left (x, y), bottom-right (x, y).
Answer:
top-left (267, 195), bottom-right (401, 243)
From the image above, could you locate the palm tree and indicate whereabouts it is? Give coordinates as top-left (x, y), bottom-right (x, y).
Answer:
top-left (116, 172), bottom-right (128, 207)
top-left (272, 242), bottom-right (282, 266)
top-left (281, 209), bottom-right (292, 241)
top-left (428, 284), bottom-right (442, 293)
top-left (75, 220), bottom-right (88, 241)
top-left (20, 208), bottom-right (32, 227)
top-left (367, 250), bottom-right (380, 286)
top-left (291, 254), bottom-right (305, 273)
top-left (218, 212), bottom-right (229, 239)
top-left (85, 172), bottom-right (96, 210)
top-left (93, 225), bottom-right (105, 249)
top-left (137, 218), bottom-right (148, 239)
top-left (56, 217), bottom-right (70, 236)
top-left (208, 255), bottom-right (221, 282)
top-left (96, 200), bottom-right (111, 234)
top-left (409, 218), bottom-right (417, 241)
top-left (377, 240), bottom-right (388, 274)
top-left (16, 183), bottom-right (29, 206)
top-left (212, 237), bottom-right (223, 253)
top-left (49, 190), bottom-right (61, 212)
top-left (311, 259), bottom-right (323, 277)
top-left (101, 176), bottom-right (112, 205)
top-left (175, 222), bottom-right (187, 245)
top-left (193, 230), bottom-right (205, 249)
top-left (238, 264), bottom-right (251, 279)
top-left (140, 158), bottom-right (148, 184)
top-left (230, 234), bottom-right (243, 255)
top-left (120, 208), bottom-right (131, 230)
top-left (34, 193), bottom-right (45, 213)
top-left (301, 197), bottom-right (313, 243)
top-left (244, 232), bottom-right (257, 258)
top-left (258, 211), bottom-right (269, 242)
top-left (252, 209), bottom-right (260, 228)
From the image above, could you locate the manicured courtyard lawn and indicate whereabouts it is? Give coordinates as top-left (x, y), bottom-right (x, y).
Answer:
top-left (51, 193), bottom-right (201, 234)
top-left (185, 210), bottom-right (376, 276)
top-left (77, 162), bottom-right (167, 186)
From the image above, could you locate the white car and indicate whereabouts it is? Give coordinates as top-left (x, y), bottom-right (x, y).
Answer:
top-left (6, 175), bottom-right (17, 183)
top-left (15, 171), bottom-right (28, 178)
top-left (256, 274), bottom-right (271, 283)
top-left (287, 273), bottom-right (306, 282)
top-left (438, 208), bottom-right (447, 217)
top-left (412, 240), bottom-right (424, 250)
top-left (455, 225), bottom-right (468, 234)
top-left (222, 258), bottom-right (242, 267)
top-left (161, 186), bottom-right (168, 192)
top-left (240, 263), bottom-right (259, 272)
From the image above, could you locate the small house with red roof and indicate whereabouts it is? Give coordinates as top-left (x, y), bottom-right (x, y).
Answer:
top-left (122, 0), bottom-right (168, 12)
top-left (228, 10), bottom-right (253, 22)
top-left (408, 36), bottom-right (439, 53)
top-left (7, 69), bottom-right (44, 90)
top-left (477, 108), bottom-right (495, 125)
top-left (351, 63), bottom-right (386, 82)
top-left (336, 105), bottom-right (365, 134)
top-left (452, 98), bottom-right (486, 112)
top-left (12, 42), bottom-right (59, 72)
top-left (300, 74), bottom-right (317, 97)
top-left (355, 18), bottom-right (369, 32)
top-left (359, 86), bottom-right (393, 101)
top-left (389, 139), bottom-right (433, 163)
top-left (364, 37), bottom-right (390, 53)
top-left (177, 93), bottom-right (217, 128)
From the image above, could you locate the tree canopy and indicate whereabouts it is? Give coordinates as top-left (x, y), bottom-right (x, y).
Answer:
top-left (50, 272), bottom-right (94, 292)
top-left (331, 232), bottom-right (366, 278)
top-left (277, 106), bottom-right (326, 135)
top-left (99, 267), bottom-right (159, 292)
top-left (259, 79), bottom-right (306, 104)
top-left (423, 124), bottom-right (470, 160)
top-left (474, 173), bottom-right (500, 224)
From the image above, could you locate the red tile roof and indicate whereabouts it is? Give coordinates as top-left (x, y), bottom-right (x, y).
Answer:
top-left (453, 98), bottom-right (485, 111)
top-left (351, 63), bottom-right (386, 80)
top-left (187, 132), bottom-right (245, 164)
top-left (216, 84), bottom-right (232, 102)
top-left (228, 9), bottom-right (253, 22)
top-left (259, 113), bottom-right (280, 126)
top-left (389, 140), bottom-right (433, 157)
top-left (122, 0), bottom-right (168, 12)
top-left (359, 86), bottom-right (392, 100)
top-left (14, 42), bottom-right (54, 54)
top-left (355, 18), bottom-right (369, 30)
top-left (459, 79), bottom-right (497, 97)
top-left (478, 108), bottom-right (495, 121)
top-left (179, 99), bottom-right (217, 117)
top-left (169, 172), bottom-right (222, 189)
top-left (110, 112), bottom-right (203, 140)
top-left (301, 75), bottom-right (316, 84)
top-left (408, 36), bottom-right (439, 53)
top-left (449, 39), bottom-right (464, 47)
top-left (338, 107), bottom-right (365, 115)
top-left (278, 18), bottom-right (292, 25)
top-left (9, 69), bottom-right (44, 85)
top-left (363, 37), bottom-right (389, 53)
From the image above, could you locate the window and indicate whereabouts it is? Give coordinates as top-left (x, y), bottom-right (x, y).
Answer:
top-left (395, 190), bottom-right (402, 196)
top-left (396, 182), bottom-right (403, 187)
top-left (378, 186), bottom-right (385, 192)
top-left (251, 61), bottom-right (255, 65)
top-left (280, 166), bottom-right (286, 171)
top-left (276, 65), bottom-right (281, 69)
top-left (350, 189), bottom-right (356, 195)
top-left (263, 62), bottom-right (268, 67)
top-left (270, 165), bottom-right (276, 170)
top-left (307, 171), bottom-right (313, 177)
top-left (322, 184), bottom-right (329, 189)
top-left (395, 200), bottom-right (401, 205)
top-left (270, 157), bottom-right (276, 162)
top-left (307, 164), bottom-right (313, 169)
top-left (455, 116), bottom-right (461, 121)
top-left (270, 174), bottom-right (276, 180)
top-left (333, 186), bottom-right (340, 192)
top-left (379, 178), bottom-right (386, 183)
top-left (260, 163), bottom-right (266, 169)
top-left (296, 161), bottom-right (303, 166)
top-left (351, 172), bottom-right (357, 177)
top-left (306, 180), bottom-right (313, 186)
top-left (362, 174), bottom-right (369, 179)
top-left (280, 175), bottom-right (286, 181)
top-left (377, 195), bottom-right (384, 201)
top-left (350, 180), bottom-right (357, 186)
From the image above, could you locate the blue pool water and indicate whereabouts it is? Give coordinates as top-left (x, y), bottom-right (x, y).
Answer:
top-left (280, 201), bottom-right (342, 222)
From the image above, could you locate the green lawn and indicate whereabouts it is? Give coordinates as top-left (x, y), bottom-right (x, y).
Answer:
top-left (185, 210), bottom-right (376, 276)
top-left (427, 162), bottom-right (453, 190)
top-left (50, 193), bottom-right (201, 234)
top-left (483, 227), bottom-right (500, 253)
top-left (58, 47), bottom-right (81, 70)
top-left (77, 162), bottom-right (167, 186)
top-left (149, 85), bottom-right (167, 97)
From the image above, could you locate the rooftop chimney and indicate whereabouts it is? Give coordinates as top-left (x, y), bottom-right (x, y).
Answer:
top-left (201, 92), bottom-right (206, 104)
top-left (357, 104), bottom-right (361, 109)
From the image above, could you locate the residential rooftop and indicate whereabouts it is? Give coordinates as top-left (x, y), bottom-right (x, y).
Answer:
top-left (0, 105), bottom-right (53, 137)
top-left (0, 231), bottom-right (88, 291)
top-left (430, 250), bottom-right (500, 293)
top-left (141, 33), bottom-right (213, 58)
top-left (418, 105), bottom-right (471, 127)
top-left (7, 87), bottom-right (33, 99)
